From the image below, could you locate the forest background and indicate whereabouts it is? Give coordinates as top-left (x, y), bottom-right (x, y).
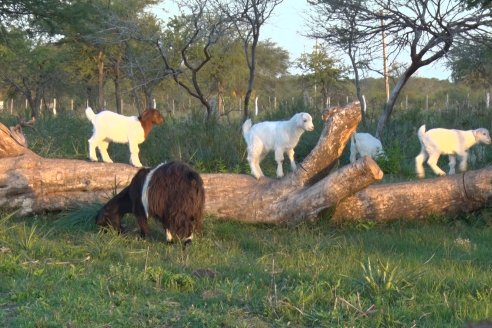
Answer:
top-left (0, 0), bottom-right (491, 132)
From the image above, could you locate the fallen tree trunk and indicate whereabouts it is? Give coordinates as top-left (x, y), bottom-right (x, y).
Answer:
top-left (331, 166), bottom-right (492, 222)
top-left (0, 102), bottom-right (383, 222)
top-left (202, 156), bottom-right (382, 224)
top-left (0, 102), bottom-right (489, 222)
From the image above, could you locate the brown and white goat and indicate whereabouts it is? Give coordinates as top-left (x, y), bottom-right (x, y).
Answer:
top-left (95, 161), bottom-right (205, 245)
top-left (86, 107), bottom-right (164, 167)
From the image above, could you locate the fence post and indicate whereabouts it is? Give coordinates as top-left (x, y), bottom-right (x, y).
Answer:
top-left (254, 96), bottom-right (259, 116)
top-left (362, 95), bottom-right (366, 114)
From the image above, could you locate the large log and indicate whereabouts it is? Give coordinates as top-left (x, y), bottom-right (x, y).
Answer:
top-left (1, 102), bottom-right (489, 222)
top-left (331, 166), bottom-right (492, 222)
top-left (203, 156), bottom-right (382, 224)
top-left (0, 102), bottom-right (383, 223)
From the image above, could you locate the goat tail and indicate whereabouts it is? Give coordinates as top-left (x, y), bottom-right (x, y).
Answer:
top-left (85, 107), bottom-right (96, 123)
top-left (417, 124), bottom-right (426, 142)
top-left (242, 118), bottom-right (252, 136)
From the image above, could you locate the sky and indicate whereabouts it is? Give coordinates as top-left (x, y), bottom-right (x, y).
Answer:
top-left (150, 0), bottom-right (452, 80)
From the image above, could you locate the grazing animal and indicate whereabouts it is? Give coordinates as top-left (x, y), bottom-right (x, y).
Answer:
top-left (349, 132), bottom-right (385, 163)
top-left (95, 161), bottom-right (205, 244)
top-left (242, 112), bottom-right (315, 179)
top-left (415, 125), bottom-right (491, 178)
top-left (85, 107), bottom-right (164, 167)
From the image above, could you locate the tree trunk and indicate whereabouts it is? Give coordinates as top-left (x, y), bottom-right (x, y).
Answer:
top-left (97, 50), bottom-right (105, 109)
top-left (331, 167), bottom-right (492, 222)
top-left (375, 63), bottom-right (419, 138)
top-left (0, 102), bottom-right (489, 222)
top-left (349, 51), bottom-right (366, 126)
top-left (113, 55), bottom-right (122, 114)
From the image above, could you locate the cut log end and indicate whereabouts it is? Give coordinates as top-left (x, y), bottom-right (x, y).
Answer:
top-left (362, 156), bottom-right (384, 180)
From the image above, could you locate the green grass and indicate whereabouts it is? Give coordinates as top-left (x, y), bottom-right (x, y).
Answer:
top-left (0, 211), bottom-right (491, 327)
top-left (1, 103), bottom-right (491, 326)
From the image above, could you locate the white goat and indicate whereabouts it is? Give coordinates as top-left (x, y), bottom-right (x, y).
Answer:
top-left (242, 112), bottom-right (315, 179)
top-left (415, 125), bottom-right (491, 178)
top-left (349, 132), bottom-right (385, 163)
top-left (86, 107), bottom-right (164, 167)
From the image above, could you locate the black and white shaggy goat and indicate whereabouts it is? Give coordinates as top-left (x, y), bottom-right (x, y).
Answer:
top-left (95, 161), bottom-right (205, 244)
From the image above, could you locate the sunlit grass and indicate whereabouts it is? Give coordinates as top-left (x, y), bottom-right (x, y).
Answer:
top-left (0, 211), bottom-right (491, 327)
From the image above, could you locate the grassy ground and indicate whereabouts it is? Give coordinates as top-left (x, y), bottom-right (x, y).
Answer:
top-left (0, 103), bottom-right (491, 327)
top-left (1, 210), bottom-right (491, 327)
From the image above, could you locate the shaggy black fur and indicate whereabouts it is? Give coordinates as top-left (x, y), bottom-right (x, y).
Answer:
top-left (95, 161), bottom-right (205, 243)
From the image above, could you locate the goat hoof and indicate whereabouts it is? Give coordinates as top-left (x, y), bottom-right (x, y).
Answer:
top-left (182, 239), bottom-right (192, 249)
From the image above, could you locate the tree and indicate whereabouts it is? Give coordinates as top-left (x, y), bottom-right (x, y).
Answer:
top-left (0, 29), bottom-right (70, 118)
top-left (296, 43), bottom-right (348, 109)
top-left (122, 14), bottom-right (170, 111)
top-left (58, 0), bottom-right (158, 111)
top-left (448, 40), bottom-right (492, 89)
top-left (465, 0), bottom-right (492, 8)
top-left (155, 3), bottom-right (233, 119)
top-left (204, 39), bottom-right (289, 115)
top-left (215, 0), bottom-right (284, 120)
top-left (0, 0), bottom-right (69, 36)
top-left (307, 0), bottom-right (492, 138)
top-left (307, 0), bottom-right (373, 123)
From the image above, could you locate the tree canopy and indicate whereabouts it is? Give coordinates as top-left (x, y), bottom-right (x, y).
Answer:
top-left (448, 40), bottom-right (492, 89)
top-left (307, 0), bottom-right (492, 137)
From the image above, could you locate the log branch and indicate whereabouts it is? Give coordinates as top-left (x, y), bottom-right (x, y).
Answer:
top-left (0, 123), bottom-right (33, 158)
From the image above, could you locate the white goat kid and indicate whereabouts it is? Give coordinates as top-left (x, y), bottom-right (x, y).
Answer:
top-left (86, 107), bottom-right (164, 167)
top-left (349, 132), bottom-right (385, 163)
top-left (415, 125), bottom-right (491, 178)
top-left (242, 112), bottom-right (315, 179)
